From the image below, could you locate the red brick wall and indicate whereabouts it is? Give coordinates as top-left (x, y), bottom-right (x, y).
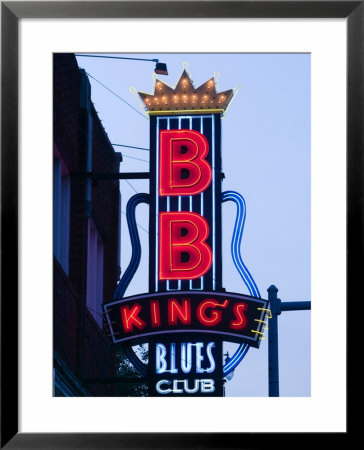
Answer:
top-left (54, 258), bottom-right (79, 371)
top-left (91, 108), bottom-right (121, 302)
top-left (53, 53), bottom-right (80, 173)
top-left (54, 259), bottom-right (114, 396)
top-left (53, 53), bottom-right (121, 395)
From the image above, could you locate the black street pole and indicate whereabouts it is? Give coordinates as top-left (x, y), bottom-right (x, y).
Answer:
top-left (267, 285), bottom-right (311, 397)
top-left (268, 285), bottom-right (280, 397)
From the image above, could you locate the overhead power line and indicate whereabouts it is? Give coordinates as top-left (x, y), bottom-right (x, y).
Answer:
top-left (112, 143), bottom-right (149, 152)
top-left (85, 71), bottom-right (147, 120)
top-left (122, 155), bottom-right (149, 163)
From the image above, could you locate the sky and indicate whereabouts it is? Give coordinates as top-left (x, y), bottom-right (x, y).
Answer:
top-left (75, 52), bottom-right (311, 397)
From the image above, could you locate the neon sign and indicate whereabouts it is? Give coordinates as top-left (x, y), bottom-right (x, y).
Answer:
top-left (103, 65), bottom-right (270, 396)
top-left (159, 129), bottom-right (212, 196)
top-left (154, 342), bottom-right (217, 395)
top-left (104, 291), bottom-right (268, 347)
top-left (159, 212), bottom-right (212, 280)
top-left (155, 379), bottom-right (215, 395)
top-left (150, 340), bottom-right (222, 396)
top-left (155, 342), bottom-right (216, 374)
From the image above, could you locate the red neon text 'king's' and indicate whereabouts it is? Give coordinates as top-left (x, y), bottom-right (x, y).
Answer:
top-left (197, 299), bottom-right (229, 326)
top-left (120, 303), bottom-right (146, 332)
top-left (168, 298), bottom-right (192, 326)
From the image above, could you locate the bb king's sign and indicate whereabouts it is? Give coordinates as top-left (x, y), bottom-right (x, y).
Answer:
top-left (103, 67), bottom-right (269, 396)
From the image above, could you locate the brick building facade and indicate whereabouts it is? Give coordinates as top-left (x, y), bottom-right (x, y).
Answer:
top-left (53, 53), bottom-right (122, 396)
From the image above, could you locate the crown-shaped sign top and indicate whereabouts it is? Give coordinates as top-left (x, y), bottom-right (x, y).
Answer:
top-left (137, 69), bottom-right (234, 115)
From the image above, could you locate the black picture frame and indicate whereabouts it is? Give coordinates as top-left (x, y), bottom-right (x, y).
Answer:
top-left (1, 1), bottom-right (357, 448)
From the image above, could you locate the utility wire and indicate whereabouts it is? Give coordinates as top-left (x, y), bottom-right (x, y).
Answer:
top-left (120, 209), bottom-right (148, 234)
top-left (97, 190), bottom-right (149, 235)
top-left (85, 71), bottom-right (147, 120)
top-left (122, 154), bottom-right (149, 163)
top-left (112, 143), bottom-right (149, 152)
top-left (124, 179), bottom-right (139, 195)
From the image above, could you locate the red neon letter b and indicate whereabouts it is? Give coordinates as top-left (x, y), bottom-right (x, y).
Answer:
top-left (159, 212), bottom-right (212, 280)
top-left (159, 130), bottom-right (212, 196)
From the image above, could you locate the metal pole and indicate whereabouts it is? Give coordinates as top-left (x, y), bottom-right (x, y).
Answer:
top-left (75, 54), bottom-right (159, 63)
top-left (281, 301), bottom-right (311, 312)
top-left (268, 285), bottom-right (280, 397)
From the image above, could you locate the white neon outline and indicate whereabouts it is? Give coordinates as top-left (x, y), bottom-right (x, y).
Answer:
top-left (183, 380), bottom-right (200, 394)
top-left (155, 117), bottom-right (160, 292)
top-left (201, 379), bottom-right (215, 393)
top-left (155, 343), bottom-right (168, 374)
top-left (105, 288), bottom-right (264, 308)
top-left (181, 343), bottom-right (192, 374)
top-left (155, 114), bottom-right (218, 292)
top-left (200, 116), bottom-right (204, 291)
top-left (177, 116), bottom-right (182, 291)
top-left (170, 343), bottom-right (178, 373)
top-left (166, 118), bottom-right (171, 292)
top-left (107, 328), bottom-right (259, 345)
top-left (212, 114), bottom-right (216, 290)
top-left (205, 342), bottom-right (216, 373)
top-left (155, 379), bottom-right (171, 395)
top-left (195, 342), bottom-right (205, 374)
